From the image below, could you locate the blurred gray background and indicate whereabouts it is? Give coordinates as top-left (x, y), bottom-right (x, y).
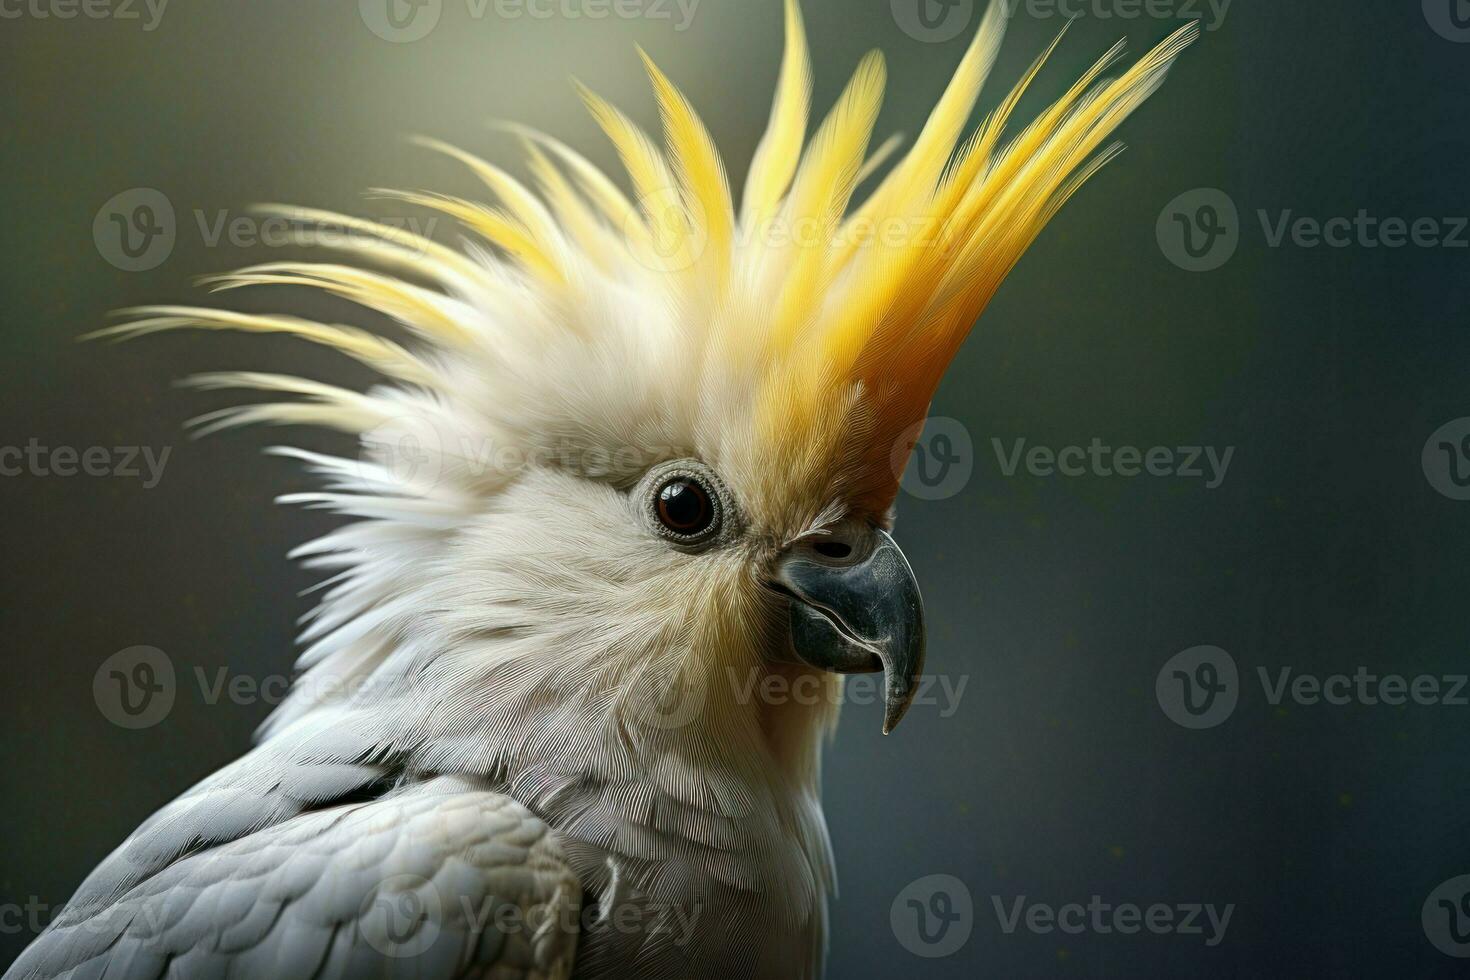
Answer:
top-left (3, 0), bottom-right (1470, 976)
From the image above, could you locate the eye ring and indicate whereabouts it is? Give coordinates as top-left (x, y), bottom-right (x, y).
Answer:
top-left (637, 459), bottom-right (737, 550)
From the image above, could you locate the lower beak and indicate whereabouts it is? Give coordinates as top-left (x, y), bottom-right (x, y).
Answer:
top-left (771, 526), bottom-right (927, 733)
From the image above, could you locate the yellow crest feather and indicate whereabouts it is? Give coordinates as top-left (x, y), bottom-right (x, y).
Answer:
top-left (108, 0), bottom-right (1196, 531)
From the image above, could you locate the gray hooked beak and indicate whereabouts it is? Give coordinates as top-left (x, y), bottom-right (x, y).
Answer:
top-left (771, 525), bottom-right (926, 734)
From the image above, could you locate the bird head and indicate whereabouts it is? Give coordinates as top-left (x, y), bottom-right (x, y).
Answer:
top-left (99, 1), bottom-right (1194, 778)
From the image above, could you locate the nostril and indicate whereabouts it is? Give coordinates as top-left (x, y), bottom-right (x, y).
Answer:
top-left (812, 540), bottom-right (852, 560)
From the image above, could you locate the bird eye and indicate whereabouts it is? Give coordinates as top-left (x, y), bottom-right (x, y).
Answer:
top-left (656, 477), bottom-right (713, 535)
top-left (638, 459), bottom-right (734, 549)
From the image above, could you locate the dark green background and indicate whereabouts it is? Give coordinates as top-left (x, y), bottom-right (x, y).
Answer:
top-left (3, 0), bottom-right (1468, 976)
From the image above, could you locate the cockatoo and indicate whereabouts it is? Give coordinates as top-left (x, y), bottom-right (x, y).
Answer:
top-left (8, 2), bottom-right (1194, 977)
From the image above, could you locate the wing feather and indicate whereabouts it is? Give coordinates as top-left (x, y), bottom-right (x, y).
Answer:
top-left (5, 779), bottom-right (581, 980)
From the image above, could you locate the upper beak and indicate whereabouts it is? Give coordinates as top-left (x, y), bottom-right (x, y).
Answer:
top-left (771, 525), bottom-right (926, 733)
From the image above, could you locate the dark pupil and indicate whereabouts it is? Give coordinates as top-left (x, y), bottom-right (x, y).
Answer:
top-left (657, 478), bottom-right (711, 533)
